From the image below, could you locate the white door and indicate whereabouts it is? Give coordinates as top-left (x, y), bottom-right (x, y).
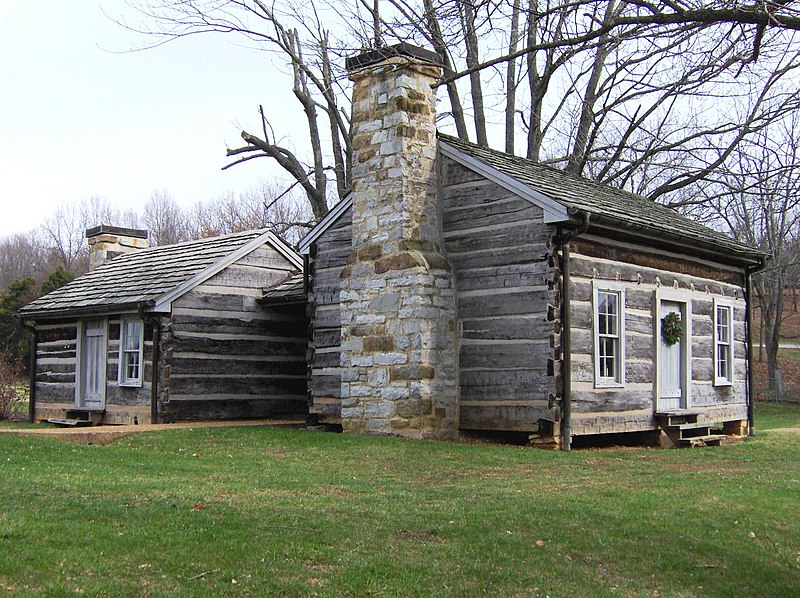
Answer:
top-left (658, 301), bottom-right (684, 411)
top-left (78, 320), bottom-right (107, 410)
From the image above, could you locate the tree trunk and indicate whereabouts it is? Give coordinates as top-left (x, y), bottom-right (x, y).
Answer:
top-left (505, 0), bottom-right (522, 154)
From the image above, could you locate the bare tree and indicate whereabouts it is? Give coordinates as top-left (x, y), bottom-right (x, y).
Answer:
top-left (126, 0), bottom-right (800, 222)
top-left (698, 117), bottom-right (800, 389)
top-left (143, 190), bottom-right (192, 246)
top-left (0, 232), bottom-right (48, 290)
top-left (189, 183), bottom-right (312, 244)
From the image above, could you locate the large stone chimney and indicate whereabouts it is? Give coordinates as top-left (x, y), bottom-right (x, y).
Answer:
top-left (339, 44), bottom-right (458, 438)
top-left (86, 225), bottom-right (150, 271)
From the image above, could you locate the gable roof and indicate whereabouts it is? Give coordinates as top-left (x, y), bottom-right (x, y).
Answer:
top-left (299, 133), bottom-right (764, 265)
top-left (439, 134), bottom-right (763, 262)
top-left (260, 272), bottom-right (306, 305)
top-left (18, 229), bottom-right (303, 320)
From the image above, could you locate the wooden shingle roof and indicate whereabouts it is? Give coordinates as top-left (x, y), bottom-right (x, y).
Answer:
top-left (18, 229), bottom-right (301, 319)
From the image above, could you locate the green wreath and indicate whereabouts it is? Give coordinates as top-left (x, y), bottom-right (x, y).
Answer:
top-left (661, 312), bottom-right (683, 346)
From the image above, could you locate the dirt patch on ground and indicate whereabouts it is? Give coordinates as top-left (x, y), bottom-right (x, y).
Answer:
top-left (0, 419), bottom-right (305, 445)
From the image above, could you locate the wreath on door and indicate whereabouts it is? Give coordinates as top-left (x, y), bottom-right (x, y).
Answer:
top-left (661, 312), bottom-right (683, 346)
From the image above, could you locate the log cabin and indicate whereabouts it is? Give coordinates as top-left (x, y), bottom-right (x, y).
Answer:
top-left (298, 44), bottom-right (767, 448)
top-left (16, 226), bottom-right (307, 425)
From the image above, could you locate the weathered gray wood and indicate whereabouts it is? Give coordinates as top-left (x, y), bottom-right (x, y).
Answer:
top-left (571, 329), bottom-right (654, 360)
top-left (162, 397), bottom-right (306, 422)
top-left (459, 404), bottom-right (554, 431)
top-left (311, 374), bottom-right (341, 399)
top-left (459, 342), bottom-right (550, 369)
top-left (455, 262), bottom-right (552, 292)
top-left (164, 336), bottom-right (305, 357)
top-left (168, 376), bottom-right (305, 396)
top-left (459, 369), bottom-right (553, 401)
top-left (458, 288), bottom-right (552, 318)
top-left (571, 390), bottom-right (652, 413)
top-left (571, 360), bottom-right (653, 385)
top-left (445, 224), bottom-right (550, 255)
top-left (460, 316), bottom-right (554, 341)
top-left (571, 237), bottom-right (746, 286)
top-left (169, 356), bottom-right (306, 377)
top-left (313, 307), bottom-right (341, 329)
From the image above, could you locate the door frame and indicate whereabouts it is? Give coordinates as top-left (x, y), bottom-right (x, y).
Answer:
top-left (654, 288), bottom-right (692, 411)
top-left (75, 318), bottom-right (108, 410)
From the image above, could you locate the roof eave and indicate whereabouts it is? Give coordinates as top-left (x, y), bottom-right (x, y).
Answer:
top-left (14, 301), bottom-right (150, 323)
top-left (590, 216), bottom-right (767, 268)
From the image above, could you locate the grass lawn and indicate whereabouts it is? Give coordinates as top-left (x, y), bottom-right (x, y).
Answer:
top-left (1, 414), bottom-right (799, 596)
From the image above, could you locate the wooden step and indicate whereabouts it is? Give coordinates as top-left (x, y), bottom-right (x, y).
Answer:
top-left (47, 418), bottom-right (95, 427)
top-left (65, 409), bottom-right (104, 425)
top-left (678, 434), bottom-right (726, 447)
top-left (656, 410), bottom-right (700, 427)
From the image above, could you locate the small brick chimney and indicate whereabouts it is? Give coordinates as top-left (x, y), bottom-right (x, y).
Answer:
top-left (339, 44), bottom-right (458, 438)
top-left (85, 225), bottom-right (150, 271)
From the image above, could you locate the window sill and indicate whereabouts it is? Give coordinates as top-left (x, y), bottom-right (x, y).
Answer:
top-left (119, 381), bottom-right (143, 389)
top-left (713, 380), bottom-right (734, 388)
top-left (594, 381), bottom-right (625, 390)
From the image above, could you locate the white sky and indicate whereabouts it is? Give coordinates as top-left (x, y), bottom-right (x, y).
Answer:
top-left (0, 2), bottom-right (305, 238)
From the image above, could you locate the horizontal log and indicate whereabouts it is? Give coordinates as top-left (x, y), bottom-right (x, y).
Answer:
top-left (441, 158), bottom-right (485, 185)
top-left (458, 288), bottom-right (553, 318)
top-left (163, 336), bottom-right (305, 357)
top-left (169, 312), bottom-right (307, 338)
top-left (449, 246), bottom-right (544, 269)
top-left (460, 315), bottom-right (553, 341)
top-left (36, 326), bottom-right (77, 343)
top-left (167, 375), bottom-right (306, 397)
top-left (312, 328), bottom-right (342, 350)
top-left (105, 384), bottom-right (152, 406)
top-left (313, 307), bottom-right (341, 329)
top-left (445, 224), bottom-right (550, 255)
top-left (571, 389), bottom-right (653, 413)
top-left (571, 238), bottom-right (746, 286)
top-left (460, 343), bottom-right (550, 369)
top-left (311, 374), bottom-right (341, 399)
top-left (168, 356), bottom-right (307, 377)
top-left (310, 348), bottom-right (341, 369)
top-left (455, 262), bottom-right (552, 293)
top-left (459, 403), bottom-right (554, 432)
top-left (161, 396), bottom-right (307, 422)
top-left (570, 410), bottom-right (655, 435)
top-left (443, 191), bottom-right (541, 231)
top-left (571, 359), bottom-right (653, 385)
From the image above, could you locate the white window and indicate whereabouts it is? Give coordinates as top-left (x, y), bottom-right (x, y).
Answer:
top-left (714, 300), bottom-right (734, 386)
top-left (593, 286), bottom-right (625, 387)
top-left (119, 318), bottom-right (144, 387)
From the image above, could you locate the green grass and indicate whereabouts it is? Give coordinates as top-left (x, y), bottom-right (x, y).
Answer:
top-left (755, 400), bottom-right (800, 430)
top-left (1, 418), bottom-right (799, 596)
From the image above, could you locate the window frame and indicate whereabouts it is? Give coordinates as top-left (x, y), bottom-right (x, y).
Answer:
top-left (713, 299), bottom-right (734, 387)
top-left (118, 317), bottom-right (144, 388)
top-left (592, 283), bottom-right (626, 388)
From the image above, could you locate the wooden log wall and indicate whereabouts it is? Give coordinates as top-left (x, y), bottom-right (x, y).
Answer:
top-left (568, 235), bottom-right (749, 435)
top-left (307, 209), bottom-right (353, 422)
top-left (440, 157), bottom-right (558, 432)
top-left (159, 243), bottom-right (307, 422)
top-left (32, 321), bottom-right (77, 421)
top-left (32, 317), bottom-right (154, 424)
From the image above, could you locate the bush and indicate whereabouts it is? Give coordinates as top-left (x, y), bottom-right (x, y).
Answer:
top-left (0, 353), bottom-right (27, 421)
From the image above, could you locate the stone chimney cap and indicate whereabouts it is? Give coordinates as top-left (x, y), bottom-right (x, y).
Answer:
top-left (345, 43), bottom-right (442, 72)
top-left (85, 225), bottom-right (149, 240)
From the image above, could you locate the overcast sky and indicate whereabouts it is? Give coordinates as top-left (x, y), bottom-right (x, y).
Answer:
top-left (0, 2), bottom-right (305, 238)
